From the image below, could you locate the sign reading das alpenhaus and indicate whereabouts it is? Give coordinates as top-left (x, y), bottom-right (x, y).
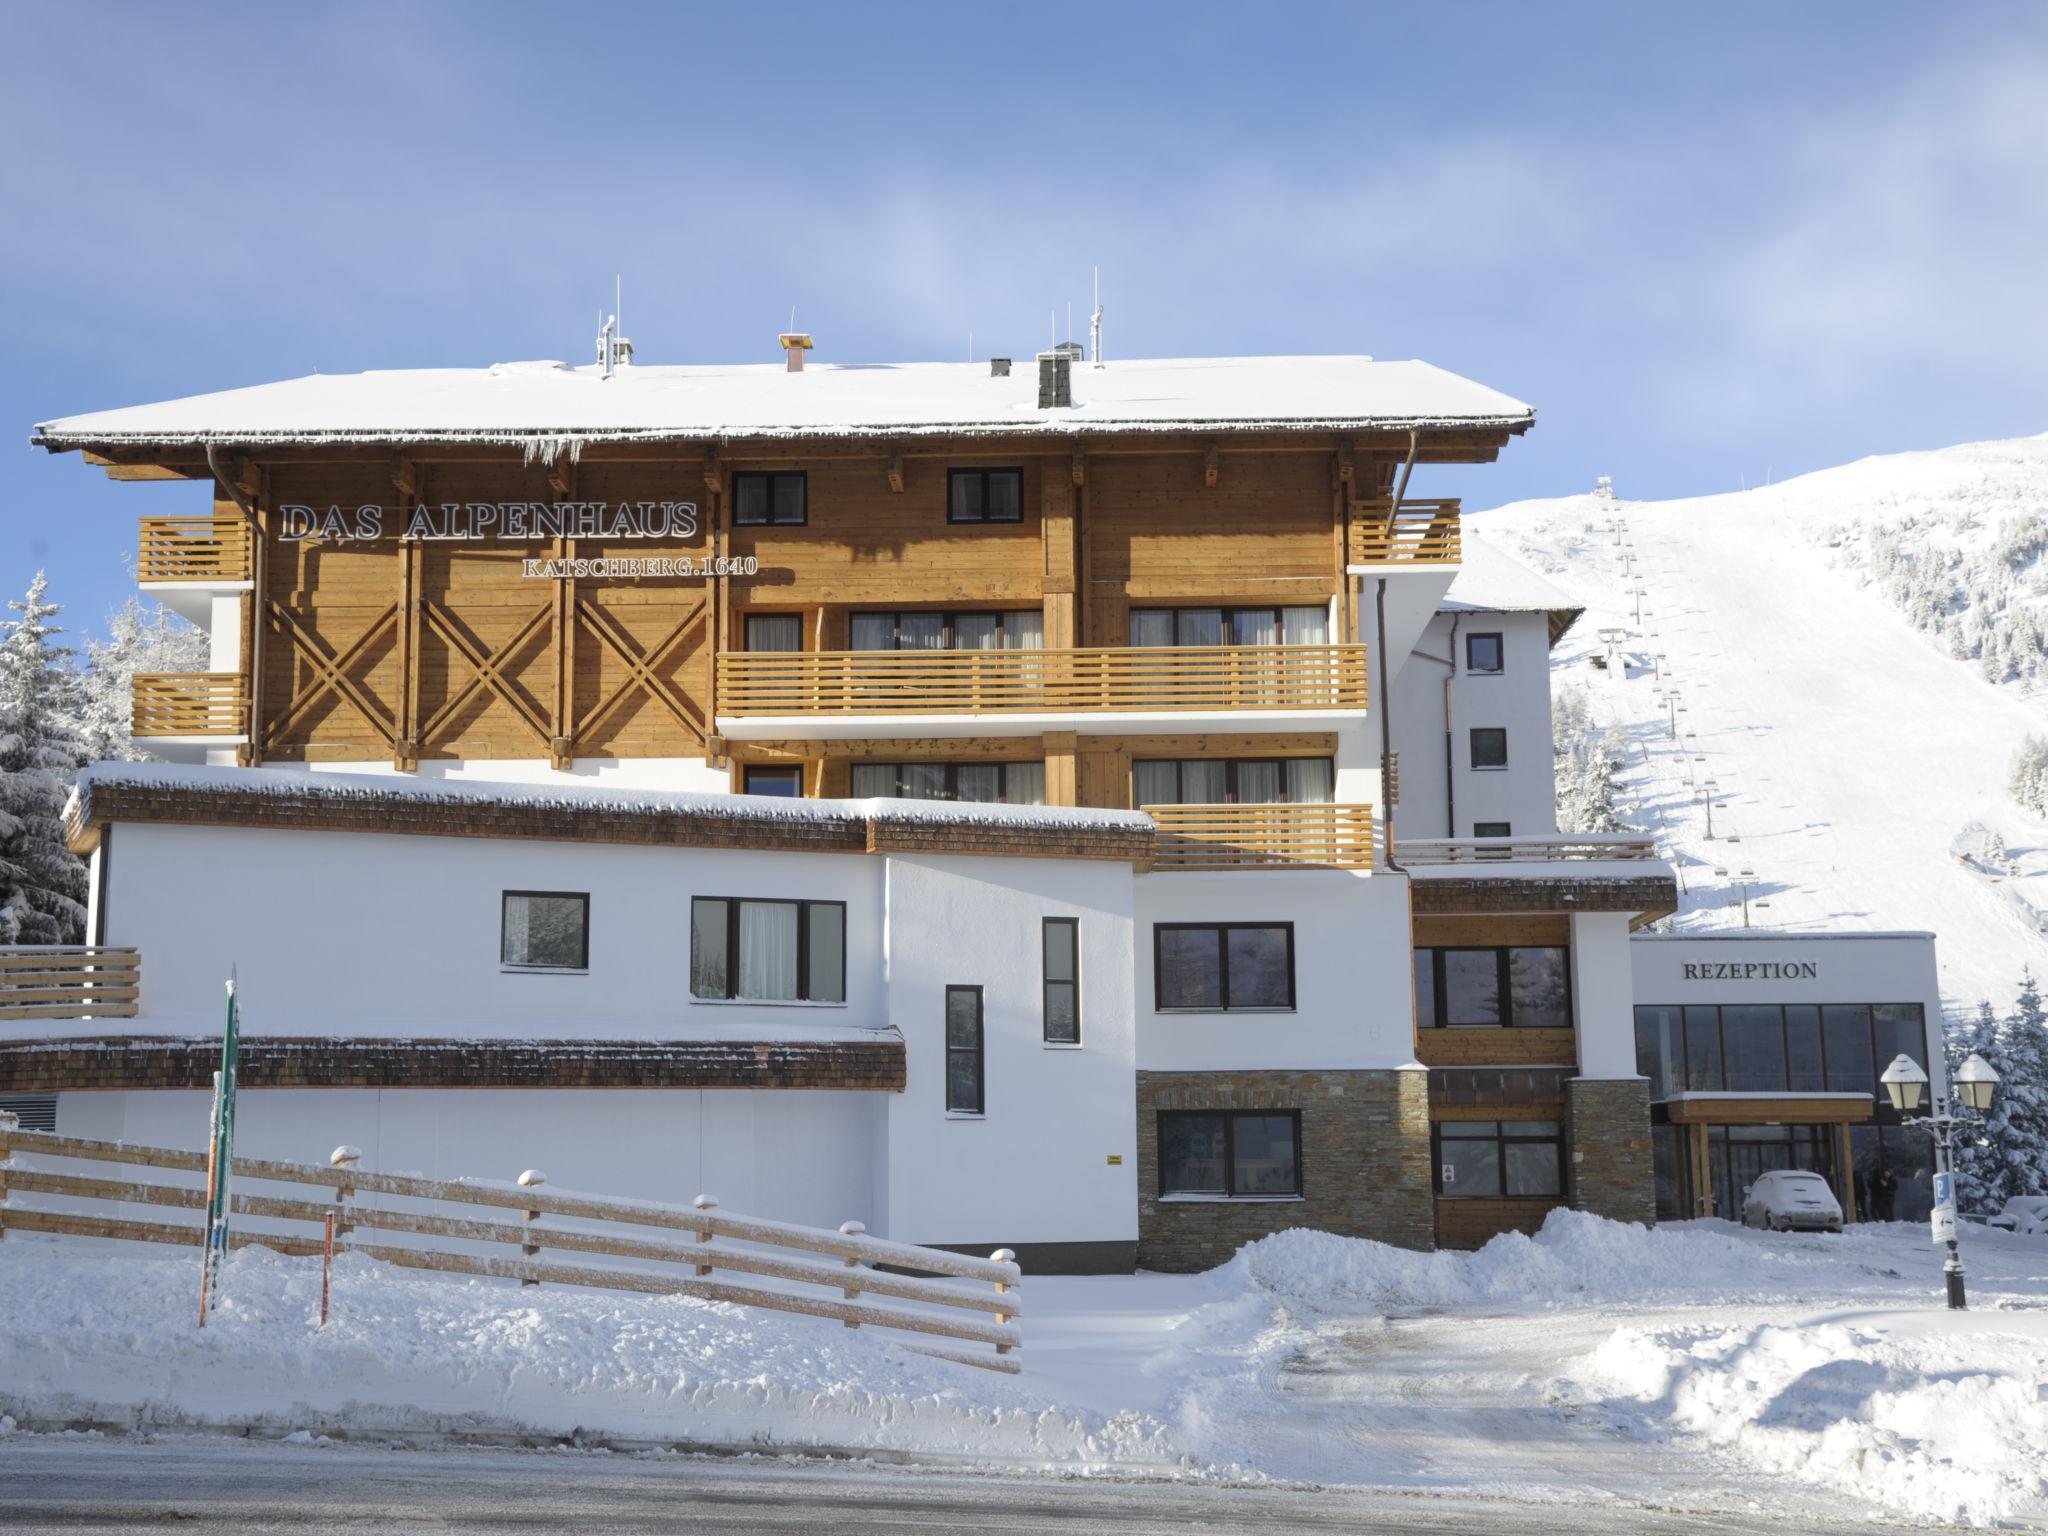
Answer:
top-left (279, 501), bottom-right (700, 542)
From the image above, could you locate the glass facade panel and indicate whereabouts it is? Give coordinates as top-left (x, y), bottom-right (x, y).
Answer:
top-left (1635, 1005), bottom-right (1684, 1099)
top-left (1415, 949), bottom-right (1438, 1031)
top-left (1160, 1115), bottom-right (1227, 1194)
top-left (1684, 1005), bottom-right (1723, 1091)
top-left (1505, 1141), bottom-right (1563, 1198)
top-left (1232, 1116), bottom-right (1299, 1194)
top-left (1823, 1005), bottom-right (1874, 1092)
top-left (1157, 929), bottom-right (1221, 1009)
top-left (1437, 1122), bottom-right (1502, 1198)
top-left (1442, 951), bottom-right (1502, 1026)
top-left (1872, 1004), bottom-right (1927, 1078)
top-left (806, 905), bottom-right (845, 1004)
top-left (1785, 1005), bottom-right (1825, 1091)
top-left (1507, 948), bottom-right (1570, 1028)
top-left (688, 899), bottom-right (728, 998)
top-left (1225, 927), bottom-right (1291, 1008)
top-left (1721, 1004), bottom-right (1788, 1092)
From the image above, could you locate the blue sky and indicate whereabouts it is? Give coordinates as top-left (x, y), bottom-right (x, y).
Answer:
top-left (6, 3), bottom-right (2046, 636)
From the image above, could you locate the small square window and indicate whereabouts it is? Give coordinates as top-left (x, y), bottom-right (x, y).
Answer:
top-left (501, 891), bottom-right (589, 971)
top-left (734, 471), bottom-right (807, 526)
top-left (1466, 632), bottom-right (1505, 674)
top-left (948, 468), bottom-right (1024, 524)
top-left (743, 766), bottom-right (802, 797)
top-left (1469, 727), bottom-right (1508, 769)
top-left (1474, 821), bottom-right (1511, 838)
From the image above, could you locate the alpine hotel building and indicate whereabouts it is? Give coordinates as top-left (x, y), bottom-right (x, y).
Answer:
top-left (11, 336), bottom-right (1945, 1270)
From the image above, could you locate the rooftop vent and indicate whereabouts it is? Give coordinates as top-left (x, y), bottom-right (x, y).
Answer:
top-left (1036, 351), bottom-right (1072, 409)
top-left (989, 357), bottom-right (1011, 378)
top-left (779, 332), bottom-right (814, 373)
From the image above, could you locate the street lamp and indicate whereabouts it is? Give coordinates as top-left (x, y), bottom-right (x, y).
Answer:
top-left (1882, 1051), bottom-right (2001, 1310)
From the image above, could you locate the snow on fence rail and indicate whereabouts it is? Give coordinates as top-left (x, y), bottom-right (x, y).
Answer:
top-left (1397, 833), bottom-right (1659, 864)
top-left (0, 1117), bottom-right (1022, 1373)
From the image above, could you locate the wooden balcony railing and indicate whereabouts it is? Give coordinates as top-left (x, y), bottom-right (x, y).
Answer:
top-left (1350, 498), bottom-right (1462, 565)
top-left (1397, 834), bottom-right (1658, 865)
top-left (0, 947), bottom-right (140, 1020)
top-left (132, 673), bottom-right (246, 737)
top-left (1146, 803), bottom-right (1377, 870)
top-left (718, 645), bottom-right (1369, 717)
top-left (138, 515), bottom-right (252, 584)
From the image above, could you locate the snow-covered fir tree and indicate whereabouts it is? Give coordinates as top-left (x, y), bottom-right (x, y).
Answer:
top-left (78, 596), bottom-right (210, 764)
top-left (0, 573), bottom-right (90, 943)
top-left (1553, 684), bottom-right (1631, 835)
top-left (1949, 974), bottom-right (2048, 1212)
top-left (2009, 735), bottom-right (2048, 818)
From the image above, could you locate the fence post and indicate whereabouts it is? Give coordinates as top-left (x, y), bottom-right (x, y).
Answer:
top-left (330, 1145), bottom-right (360, 1249)
top-left (990, 1248), bottom-right (1017, 1355)
top-left (692, 1194), bottom-right (718, 1276)
top-left (0, 1109), bottom-right (16, 1242)
top-left (838, 1220), bottom-right (865, 1326)
top-left (517, 1169), bottom-right (546, 1285)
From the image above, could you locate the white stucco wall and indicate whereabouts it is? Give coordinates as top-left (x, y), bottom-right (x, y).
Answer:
top-left (1134, 870), bottom-right (1414, 1071)
top-left (1629, 931), bottom-right (1947, 1094)
top-left (1388, 609), bottom-right (1558, 840)
top-left (1570, 911), bottom-right (1639, 1077)
top-left (879, 854), bottom-right (1138, 1248)
top-left (99, 821), bottom-right (890, 1038)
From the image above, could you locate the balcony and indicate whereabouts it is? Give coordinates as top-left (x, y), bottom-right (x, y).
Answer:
top-left (1350, 499), bottom-right (1462, 566)
top-left (1397, 834), bottom-right (1659, 864)
top-left (0, 947), bottom-right (140, 1020)
top-left (138, 515), bottom-right (252, 585)
top-left (1146, 802), bottom-right (1376, 871)
top-left (132, 672), bottom-right (247, 739)
top-left (716, 645), bottom-right (1369, 738)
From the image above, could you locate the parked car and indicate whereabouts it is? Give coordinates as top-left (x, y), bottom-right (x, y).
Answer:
top-left (1741, 1170), bottom-right (1844, 1233)
top-left (1986, 1196), bottom-right (2048, 1236)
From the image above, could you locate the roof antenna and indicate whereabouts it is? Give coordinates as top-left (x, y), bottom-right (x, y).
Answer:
top-left (1090, 267), bottom-right (1104, 369)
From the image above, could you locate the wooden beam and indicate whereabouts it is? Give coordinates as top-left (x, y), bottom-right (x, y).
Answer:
top-left (1202, 440), bottom-right (1220, 488)
top-left (702, 444), bottom-right (722, 495)
top-left (547, 459), bottom-right (577, 498)
top-left (392, 456), bottom-right (420, 501)
top-left (886, 447), bottom-right (906, 494)
top-left (1069, 443), bottom-right (1086, 487)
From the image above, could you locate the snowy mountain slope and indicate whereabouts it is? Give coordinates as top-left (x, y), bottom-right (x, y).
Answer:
top-left (1472, 435), bottom-right (2048, 1023)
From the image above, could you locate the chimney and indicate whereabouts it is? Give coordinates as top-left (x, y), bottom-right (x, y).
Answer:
top-left (1036, 350), bottom-right (1072, 409)
top-left (989, 357), bottom-right (1011, 378)
top-left (779, 332), bottom-right (814, 373)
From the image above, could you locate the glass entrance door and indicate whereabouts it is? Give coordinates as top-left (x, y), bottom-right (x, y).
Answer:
top-left (1707, 1124), bottom-right (1836, 1219)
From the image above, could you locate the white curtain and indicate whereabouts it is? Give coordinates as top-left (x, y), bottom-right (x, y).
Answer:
top-left (1235, 761), bottom-right (1284, 804)
top-left (851, 763), bottom-right (894, 798)
top-left (737, 902), bottom-right (799, 1000)
top-left (899, 613), bottom-right (944, 650)
top-left (1286, 758), bottom-right (1335, 803)
top-left (746, 614), bottom-right (803, 652)
top-left (1281, 605), bottom-right (1328, 645)
top-left (1179, 609), bottom-right (1225, 647)
top-left (850, 614), bottom-right (895, 651)
top-left (1128, 610), bottom-right (1176, 648)
top-left (1002, 611), bottom-right (1045, 650)
top-left (1231, 608), bottom-right (1278, 647)
top-left (953, 613), bottom-right (999, 651)
top-left (1003, 762), bottom-right (1046, 805)
top-left (1132, 761), bottom-right (1179, 806)
top-left (954, 764), bottom-right (1002, 802)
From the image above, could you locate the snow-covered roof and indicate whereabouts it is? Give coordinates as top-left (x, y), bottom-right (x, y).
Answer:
top-left (1440, 533), bottom-right (1584, 643)
top-left (31, 356), bottom-right (1535, 452)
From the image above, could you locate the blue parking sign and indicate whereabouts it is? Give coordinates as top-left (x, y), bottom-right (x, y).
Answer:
top-left (1933, 1172), bottom-right (1955, 1208)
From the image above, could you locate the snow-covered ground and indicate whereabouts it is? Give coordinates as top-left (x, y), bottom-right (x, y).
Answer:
top-left (1472, 433), bottom-right (2048, 1019)
top-left (5, 1217), bottom-right (2045, 1527)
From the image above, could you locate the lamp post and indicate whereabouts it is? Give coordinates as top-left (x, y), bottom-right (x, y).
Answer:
top-left (1881, 1052), bottom-right (2001, 1310)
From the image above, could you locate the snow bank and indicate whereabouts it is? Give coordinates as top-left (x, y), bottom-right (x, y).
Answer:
top-left (1571, 1320), bottom-right (2048, 1526)
top-left (0, 1241), bottom-right (1171, 1469)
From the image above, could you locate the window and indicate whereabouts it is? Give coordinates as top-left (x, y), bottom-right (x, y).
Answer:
top-left (948, 467), bottom-right (1025, 524)
top-left (1132, 758), bottom-right (1334, 806)
top-left (1435, 1120), bottom-right (1564, 1199)
top-left (1473, 821), bottom-right (1511, 838)
top-left (1469, 728), bottom-right (1508, 769)
top-left (690, 897), bottom-right (846, 1003)
top-left (1466, 632), bottom-right (1505, 674)
top-left (1413, 947), bottom-right (1570, 1028)
top-left (1129, 605), bottom-right (1328, 648)
top-left (1042, 918), bottom-right (1080, 1044)
top-left (743, 766), bottom-right (802, 797)
top-left (1631, 1002), bottom-right (1928, 1101)
top-left (946, 985), bottom-right (984, 1114)
top-left (850, 761), bottom-right (1046, 805)
top-left (744, 613), bottom-right (803, 652)
top-left (1158, 1111), bottom-right (1301, 1197)
top-left (1155, 923), bottom-right (1294, 1011)
top-left (849, 609), bottom-right (1044, 652)
top-left (733, 471), bottom-right (806, 526)
top-left (501, 891), bottom-right (589, 971)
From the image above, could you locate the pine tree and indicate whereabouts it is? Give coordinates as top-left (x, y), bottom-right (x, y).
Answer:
top-left (2010, 736), bottom-right (2048, 818)
top-left (1950, 975), bottom-right (2048, 1212)
top-left (1553, 685), bottom-right (1632, 835)
top-left (78, 596), bottom-right (211, 764)
top-left (0, 574), bottom-right (90, 944)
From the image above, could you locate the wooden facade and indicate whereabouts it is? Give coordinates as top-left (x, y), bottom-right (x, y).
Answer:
top-left (100, 427), bottom-right (1511, 812)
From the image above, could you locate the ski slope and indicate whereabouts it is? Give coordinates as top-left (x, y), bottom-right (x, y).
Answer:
top-left (1473, 435), bottom-right (2048, 1023)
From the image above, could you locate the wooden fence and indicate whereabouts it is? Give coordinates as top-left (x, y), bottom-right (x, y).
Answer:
top-left (0, 1119), bottom-right (1022, 1373)
top-left (1397, 834), bottom-right (1659, 864)
top-left (0, 947), bottom-right (140, 1020)
top-left (131, 672), bottom-right (247, 737)
top-left (1350, 499), bottom-right (1463, 565)
top-left (137, 515), bottom-right (253, 584)
top-left (1145, 802), bottom-right (1376, 870)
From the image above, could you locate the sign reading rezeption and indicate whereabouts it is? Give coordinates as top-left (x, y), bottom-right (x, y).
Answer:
top-left (278, 501), bottom-right (701, 543)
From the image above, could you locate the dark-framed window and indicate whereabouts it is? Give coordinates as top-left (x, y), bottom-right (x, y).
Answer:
top-left (1633, 1001), bottom-right (1928, 1102)
top-left (1158, 1110), bottom-right (1302, 1197)
top-left (849, 609), bottom-right (1044, 651)
top-left (690, 897), bottom-right (846, 1003)
top-left (743, 765), bottom-right (802, 797)
top-left (1434, 1119), bottom-right (1564, 1199)
top-left (1155, 923), bottom-right (1295, 1011)
top-left (1128, 605), bottom-right (1329, 648)
top-left (849, 761), bottom-right (1046, 805)
top-left (1465, 632), bottom-right (1505, 674)
top-left (501, 891), bottom-right (589, 971)
top-left (1043, 918), bottom-right (1080, 1045)
top-left (744, 613), bottom-right (804, 652)
top-left (1413, 947), bottom-right (1571, 1028)
top-left (1131, 757), bottom-right (1334, 806)
top-left (946, 985), bottom-right (985, 1114)
top-left (733, 471), bottom-right (806, 526)
top-left (1469, 727), bottom-right (1508, 769)
top-left (948, 467), bottom-right (1025, 524)
top-left (1474, 821), bottom-right (1511, 838)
